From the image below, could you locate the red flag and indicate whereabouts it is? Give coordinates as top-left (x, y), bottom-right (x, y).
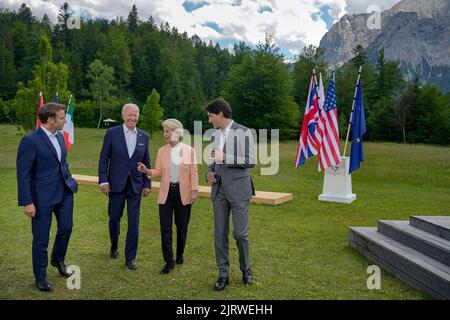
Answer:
top-left (318, 71), bottom-right (341, 171)
top-left (63, 95), bottom-right (74, 151)
top-left (35, 91), bottom-right (44, 129)
top-left (295, 71), bottom-right (320, 167)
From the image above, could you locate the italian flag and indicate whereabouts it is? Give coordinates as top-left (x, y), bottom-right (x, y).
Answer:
top-left (63, 95), bottom-right (74, 151)
top-left (35, 91), bottom-right (44, 129)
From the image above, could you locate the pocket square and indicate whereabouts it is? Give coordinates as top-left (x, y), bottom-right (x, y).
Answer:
top-left (139, 143), bottom-right (145, 146)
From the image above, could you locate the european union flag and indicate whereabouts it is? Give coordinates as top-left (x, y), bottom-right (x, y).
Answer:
top-left (349, 79), bottom-right (366, 174)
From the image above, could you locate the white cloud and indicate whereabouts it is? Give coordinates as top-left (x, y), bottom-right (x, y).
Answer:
top-left (0, 0), bottom-right (401, 57)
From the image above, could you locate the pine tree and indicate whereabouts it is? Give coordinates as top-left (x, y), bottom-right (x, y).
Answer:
top-left (127, 4), bottom-right (139, 33)
top-left (140, 88), bottom-right (164, 135)
top-left (18, 3), bottom-right (34, 27)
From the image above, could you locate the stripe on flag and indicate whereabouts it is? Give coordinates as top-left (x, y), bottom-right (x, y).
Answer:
top-left (63, 95), bottom-right (74, 151)
top-left (318, 71), bottom-right (341, 171)
top-left (35, 92), bottom-right (44, 129)
top-left (295, 72), bottom-right (320, 167)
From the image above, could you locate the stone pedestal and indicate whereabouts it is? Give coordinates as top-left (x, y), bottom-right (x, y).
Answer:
top-left (318, 157), bottom-right (356, 204)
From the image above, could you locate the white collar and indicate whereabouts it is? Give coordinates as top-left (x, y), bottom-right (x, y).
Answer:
top-left (123, 124), bottom-right (137, 134)
top-left (41, 125), bottom-right (58, 137)
top-left (220, 120), bottom-right (234, 133)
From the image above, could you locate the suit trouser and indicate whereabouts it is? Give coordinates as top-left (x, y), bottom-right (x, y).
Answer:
top-left (32, 189), bottom-right (74, 281)
top-left (108, 177), bottom-right (141, 261)
top-left (159, 184), bottom-right (191, 264)
top-left (213, 182), bottom-right (250, 278)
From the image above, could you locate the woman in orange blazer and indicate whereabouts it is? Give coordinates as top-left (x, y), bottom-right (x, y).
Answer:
top-left (137, 119), bottom-right (198, 275)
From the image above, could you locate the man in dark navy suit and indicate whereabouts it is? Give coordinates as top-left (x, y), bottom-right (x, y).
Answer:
top-left (17, 102), bottom-right (78, 292)
top-left (98, 103), bottom-right (151, 270)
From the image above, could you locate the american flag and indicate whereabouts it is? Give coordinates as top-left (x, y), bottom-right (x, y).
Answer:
top-left (295, 72), bottom-right (320, 167)
top-left (317, 71), bottom-right (341, 171)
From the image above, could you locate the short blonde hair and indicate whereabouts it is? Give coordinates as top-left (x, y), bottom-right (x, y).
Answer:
top-left (162, 118), bottom-right (184, 141)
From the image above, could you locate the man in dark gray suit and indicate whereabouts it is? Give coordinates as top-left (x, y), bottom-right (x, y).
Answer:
top-left (205, 98), bottom-right (256, 291)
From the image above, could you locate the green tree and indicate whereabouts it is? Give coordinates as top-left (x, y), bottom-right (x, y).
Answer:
top-left (0, 30), bottom-right (17, 99)
top-left (368, 48), bottom-right (406, 141)
top-left (98, 25), bottom-right (132, 96)
top-left (18, 3), bottom-right (34, 27)
top-left (140, 88), bottom-right (164, 134)
top-left (350, 44), bottom-right (368, 68)
top-left (86, 59), bottom-right (116, 128)
top-left (14, 35), bottom-right (71, 132)
top-left (55, 2), bottom-right (73, 50)
top-left (410, 84), bottom-right (449, 144)
top-left (127, 4), bottom-right (139, 33)
top-left (222, 38), bottom-right (299, 139)
top-left (390, 79), bottom-right (419, 143)
top-left (291, 45), bottom-right (328, 112)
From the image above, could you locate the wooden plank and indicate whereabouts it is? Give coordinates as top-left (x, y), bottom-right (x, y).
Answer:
top-left (72, 174), bottom-right (293, 206)
top-left (349, 227), bottom-right (450, 299)
top-left (411, 216), bottom-right (450, 241)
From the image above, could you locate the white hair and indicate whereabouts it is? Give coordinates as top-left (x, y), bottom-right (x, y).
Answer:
top-left (122, 103), bottom-right (140, 115)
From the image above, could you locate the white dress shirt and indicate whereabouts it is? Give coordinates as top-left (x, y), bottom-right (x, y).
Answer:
top-left (170, 143), bottom-right (181, 183)
top-left (218, 120), bottom-right (234, 150)
top-left (41, 125), bottom-right (61, 162)
top-left (123, 124), bottom-right (137, 158)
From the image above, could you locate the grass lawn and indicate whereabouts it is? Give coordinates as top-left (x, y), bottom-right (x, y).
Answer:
top-left (0, 124), bottom-right (449, 300)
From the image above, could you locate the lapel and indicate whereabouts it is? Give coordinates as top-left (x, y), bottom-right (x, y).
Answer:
top-left (118, 125), bottom-right (130, 158)
top-left (37, 127), bottom-right (60, 163)
top-left (164, 144), bottom-right (172, 170)
top-left (56, 132), bottom-right (66, 162)
top-left (131, 129), bottom-right (143, 159)
top-left (223, 121), bottom-right (237, 154)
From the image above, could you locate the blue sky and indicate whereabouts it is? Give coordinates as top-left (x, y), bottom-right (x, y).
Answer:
top-left (0, 0), bottom-right (401, 60)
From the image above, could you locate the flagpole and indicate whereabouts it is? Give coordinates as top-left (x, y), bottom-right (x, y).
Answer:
top-left (343, 65), bottom-right (362, 157)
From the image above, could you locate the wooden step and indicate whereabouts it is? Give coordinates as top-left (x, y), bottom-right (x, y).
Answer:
top-left (72, 174), bottom-right (293, 206)
top-left (378, 220), bottom-right (450, 267)
top-left (349, 227), bottom-right (450, 300)
top-left (410, 216), bottom-right (450, 241)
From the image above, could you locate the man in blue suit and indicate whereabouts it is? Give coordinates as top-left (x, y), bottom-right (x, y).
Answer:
top-left (17, 102), bottom-right (78, 292)
top-left (98, 103), bottom-right (151, 270)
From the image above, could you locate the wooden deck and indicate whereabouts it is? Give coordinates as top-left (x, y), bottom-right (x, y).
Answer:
top-left (73, 174), bottom-right (293, 206)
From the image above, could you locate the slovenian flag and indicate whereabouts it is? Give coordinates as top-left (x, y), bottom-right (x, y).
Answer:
top-left (63, 95), bottom-right (74, 151)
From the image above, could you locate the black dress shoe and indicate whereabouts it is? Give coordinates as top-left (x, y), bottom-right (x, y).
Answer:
top-left (242, 269), bottom-right (253, 285)
top-left (160, 262), bottom-right (175, 275)
top-left (125, 260), bottom-right (137, 270)
top-left (35, 278), bottom-right (54, 292)
top-left (51, 260), bottom-right (73, 277)
top-left (110, 250), bottom-right (119, 259)
top-left (214, 277), bottom-right (229, 291)
top-left (176, 255), bottom-right (184, 265)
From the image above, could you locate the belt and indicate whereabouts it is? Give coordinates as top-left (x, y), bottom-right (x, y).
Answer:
top-left (170, 182), bottom-right (179, 187)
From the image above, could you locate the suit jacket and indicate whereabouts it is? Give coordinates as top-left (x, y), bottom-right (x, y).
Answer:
top-left (150, 143), bottom-right (199, 206)
top-left (98, 125), bottom-right (151, 194)
top-left (207, 121), bottom-right (256, 203)
top-left (17, 127), bottom-right (78, 208)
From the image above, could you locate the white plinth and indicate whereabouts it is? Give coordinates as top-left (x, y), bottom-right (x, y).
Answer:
top-left (318, 157), bottom-right (356, 204)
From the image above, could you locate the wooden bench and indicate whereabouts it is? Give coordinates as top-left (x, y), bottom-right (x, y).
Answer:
top-left (73, 174), bottom-right (293, 206)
